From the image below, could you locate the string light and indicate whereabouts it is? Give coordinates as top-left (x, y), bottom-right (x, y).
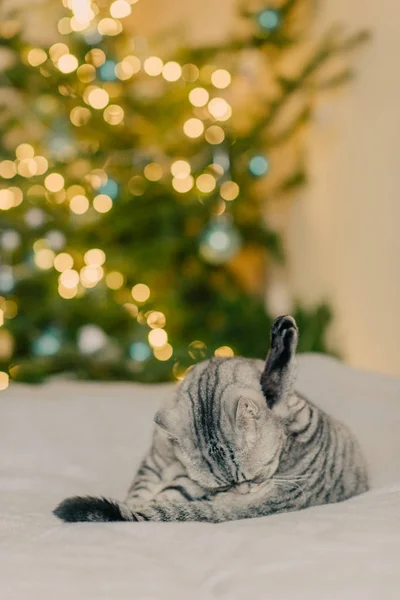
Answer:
top-left (183, 118), bottom-right (204, 138)
top-left (103, 104), bottom-right (124, 125)
top-left (106, 271), bottom-right (124, 289)
top-left (131, 283), bottom-right (150, 302)
top-left (148, 328), bottom-right (168, 348)
top-left (17, 159), bottom-right (37, 177)
top-left (188, 87), bottom-right (209, 107)
top-left (77, 64), bottom-right (96, 82)
top-left (208, 98), bottom-right (232, 121)
top-left (84, 248), bottom-right (106, 265)
top-left (196, 174), bottom-right (216, 193)
top-left (153, 343), bottom-right (173, 361)
top-left (170, 160), bottom-right (191, 179)
top-left (57, 53), bottom-right (79, 73)
top-left (54, 252), bottom-right (74, 272)
top-left (44, 173), bottom-right (65, 192)
top-left (97, 18), bottom-right (122, 36)
top-left (162, 61), bottom-right (181, 81)
top-left (70, 194), bottom-right (89, 214)
top-left (211, 69), bottom-right (231, 89)
top-left (34, 248), bottom-right (55, 270)
top-left (0, 372), bottom-right (9, 392)
top-left (49, 43), bottom-right (69, 63)
top-left (146, 311), bottom-right (166, 328)
top-left (110, 0), bottom-right (131, 18)
top-left (70, 106), bottom-right (91, 126)
top-left (0, 161), bottom-right (16, 179)
top-left (144, 163), bottom-right (163, 181)
top-left (93, 194), bottom-right (113, 213)
top-left (172, 175), bottom-right (194, 193)
top-left (214, 346), bottom-right (234, 357)
top-left (143, 56), bottom-right (163, 76)
top-left (220, 181), bottom-right (239, 201)
top-left (87, 88), bottom-right (109, 109)
top-left (59, 269), bottom-right (79, 288)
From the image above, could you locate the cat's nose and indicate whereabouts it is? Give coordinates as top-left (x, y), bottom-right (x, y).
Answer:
top-left (234, 481), bottom-right (252, 495)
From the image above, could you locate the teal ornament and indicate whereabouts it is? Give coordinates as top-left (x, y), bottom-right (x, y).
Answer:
top-left (200, 217), bottom-right (241, 265)
top-left (129, 342), bottom-right (152, 362)
top-left (258, 9), bottom-right (281, 31)
top-left (249, 155), bottom-right (269, 177)
top-left (99, 60), bottom-right (117, 81)
top-left (32, 327), bottom-right (62, 357)
top-left (100, 178), bottom-right (119, 199)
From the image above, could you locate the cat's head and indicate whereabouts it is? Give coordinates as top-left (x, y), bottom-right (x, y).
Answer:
top-left (155, 316), bottom-right (302, 492)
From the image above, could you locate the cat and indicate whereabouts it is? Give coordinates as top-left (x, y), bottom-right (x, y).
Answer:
top-left (54, 315), bottom-right (369, 523)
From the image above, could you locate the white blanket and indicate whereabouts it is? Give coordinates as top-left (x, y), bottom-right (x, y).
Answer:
top-left (1, 354), bottom-right (399, 599)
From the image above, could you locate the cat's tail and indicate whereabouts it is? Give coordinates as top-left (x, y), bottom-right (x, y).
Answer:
top-left (53, 495), bottom-right (135, 522)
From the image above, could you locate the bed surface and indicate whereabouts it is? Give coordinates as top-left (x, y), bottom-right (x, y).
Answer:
top-left (1, 354), bottom-right (399, 599)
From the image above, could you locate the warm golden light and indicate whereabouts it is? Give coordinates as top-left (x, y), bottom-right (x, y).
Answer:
top-left (220, 180), bottom-right (240, 201)
top-left (34, 248), bottom-right (55, 270)
top-left (188, 87), bottom-right (209, 107)
top-left (49, 43), bottom-right (69, 62)
top-left (59, 269), bottom-right (80, 289)
top-left (77, 63), bottom-right (96, 82)
top-left (182, 63), bottom-right (199, 82)
top-left (131, 283), bottom-right (150, 302)
top-left (17, 159), bottom-right (37, 178)
top-left (57, 53), bottom-right (79, 73)
top-left (214, 345), bottom-right (234, 357)
top-left (196, 173), bottom-right (216, 193)
top-left (147, 311), bottom-right (166, 329)
top-left (162, 61), bottom-right (181, 82)
top-left (0, 372), bottom-right (9, 392)
top-left (211, 69), bottom-right (231, 89)
top-left (0, 160), bottom-right (16, 179)
top-left (87, 88), bottom-right (109, 109)
top-left (54, 252), bottom-right (74, 272)
top-left (110, 0), bottom-right (131, 18)
top-left (27, 48), bottom-right (47, 67)
top-left (123, 302), bottom-right (139, 317)
top-left (85, 48), bottom-right (106, 66)
top-left (172, 175), bottom-right (194, 193)
top-left (80, 265), bottom-right (104, 287)
top-left (67, 185), bottom-right (86, 199)
top-left (84, 248), bottom-right (106, 266)
top-left (58, 17), bottom-right (72, 35)
top-left (115, 56), bottom-right (141, 79)
top-left (208, 98), bottom-right (232, 121)
top-left (0, 190), bottom-right (15, 210)
top-left (128, 176), bottom-right (146, 196)
top-left (144, 162), bottom-right (163, 181)
top-left (170, 160), bottom-right (191, 179)
top-left (153, 343), bottom-right (173, 361)
top-left (93, 194), bottom-right (113, 213)
top-left (34, 156), bottom-right (49, 175)
top-left (148, 328), bottom-right (168, 348)
top-left (16, 143), bottom-right (34, 159)
top-left (97, 18), bottom-right (123, 36)
top-left (106, 271), bottom-right (124, 289)
top-left (70, 106), bottom-right (91, 126)
top-left (8, 187), bottom-right (23, 207)
top-left (0, 309), bottom-right (3, 327)
top-left (70, 194), bottom-right (89, 214)
top-left (58, 283), bottom-right (78, 299)
top-left (45, 173), bottom-right (65, 192)
top-left (103, 104), bottom-right (124, 125)
top-left (183, 118), bottom-right (204, 138)
top-left (143, 56), bottom-right (163, 76)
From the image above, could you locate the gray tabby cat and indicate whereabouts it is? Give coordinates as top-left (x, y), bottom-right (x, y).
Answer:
top-left (54, 315), bottom-right (368, 523)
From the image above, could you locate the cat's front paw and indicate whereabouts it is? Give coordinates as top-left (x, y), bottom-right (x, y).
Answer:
top-left (270, 315), bottom-right (298, 363)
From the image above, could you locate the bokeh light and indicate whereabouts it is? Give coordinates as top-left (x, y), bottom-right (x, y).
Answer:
top-left (131, 283), bottom-right (150, 302)
top-left (188, 87), bottom-right (209, 107)
top-left (171, 160), bottom-right (191, 179)
top-left (45, 173), bottom-right (65, 192)
top-left (162, 61), bottom-right (181, 82)
top-left (88, 88), bottom-right (109, 109)
top-left (0, 160), bottom-right (17, 179)
top-left (172, 175), bottom-right (194, 193)
top-left (144, 163), bottom-right (163, 181)
top-left (110, 0), bottom-right (131, 18)
top-left (57, 53), bottom-right (79, 73)
top-left (34, 248), bottom-right (55, 270)
top-left (97, 18), bottom-right (122, 36)
top-left (153, 343), bottom-right (173, 361)
top-left (16, 143), bottom-right (34, 159)
top-left (0, 372), bottom-right (9, 391)
top-left (143, 56), bottom-right (163, 76)
top-left (148, 328), bottom-right (168, 348)
top-left (103, 104), bottom-right (124, 125)
top-left (211, 69), bottom-right (231, 89)
top-left (93, 194), bottom-right (113, 213)
top-left (208, 97), bottom-right (232, 121)
top-left (70, 106), bottom-right (91, 126)
top-left (106, 271), bottom-right (124, 289)
top-left (59, 269), bottom-right (79, 288)
top-left (214, 345), bottom-right (234, 357)
top-left (84, 248), bottom-right (106, 265)
top-left (183, 118), bottom-right (204, 138)
top-left (196, 173), bottom-right (216, 193)
top-left (54, 252), bottom-right (74, 272)
top-left (27, 48), bottom-right (47, 67)
top-left (147, 311), bottom-right (166, 329)
top-left (77, 64), bottom-right (96, 82)
top-left (70, 195), bottom-right (89, 214)
top-left (220, 180), bottom-right (239, 201)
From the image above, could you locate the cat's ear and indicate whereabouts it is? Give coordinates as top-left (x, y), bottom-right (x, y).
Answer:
top-left (154, 409), bottom-right (173, 436)
top-left (236, 396), bottom-right (260, 421)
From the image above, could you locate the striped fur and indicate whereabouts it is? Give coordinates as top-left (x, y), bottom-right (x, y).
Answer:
top-left (54, 316), bottom-right (369, 523)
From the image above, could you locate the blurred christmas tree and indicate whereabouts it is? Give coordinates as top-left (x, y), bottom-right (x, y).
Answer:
top-left (0, 0), bottom-right (367, 385)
